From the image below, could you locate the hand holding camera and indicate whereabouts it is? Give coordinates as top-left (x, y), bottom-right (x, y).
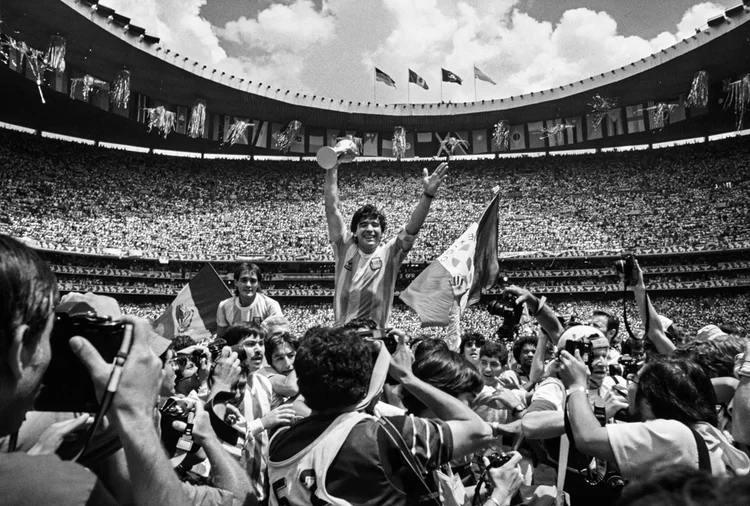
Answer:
top-left (477, 451), bottom-right (523, 506)
top-left (558, 348), bottom-right (590, 389)
top-left (210, 346), bottom-right (241, 391)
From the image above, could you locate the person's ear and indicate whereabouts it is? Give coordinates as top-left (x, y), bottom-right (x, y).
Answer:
top-left (8, 324), bottom-right (30, 380)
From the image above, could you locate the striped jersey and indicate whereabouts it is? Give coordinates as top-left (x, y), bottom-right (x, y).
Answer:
top-left (332, 228), bottom-right (415, 328)
top-left (216, 293), bottom-right (282, 328)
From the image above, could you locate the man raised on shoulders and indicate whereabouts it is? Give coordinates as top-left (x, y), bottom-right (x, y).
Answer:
top-left (324, 161), bottom-right (448, 327)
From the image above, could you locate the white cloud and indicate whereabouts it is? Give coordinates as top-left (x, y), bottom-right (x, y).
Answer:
top-left (101, 0), bottom-right (227, 63)
top-left (219, 0), bottom-right (336, 53)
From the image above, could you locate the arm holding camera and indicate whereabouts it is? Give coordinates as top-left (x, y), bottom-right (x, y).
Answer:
top-left (629, 258), bottom-right (675, 355)
top-left (389, 332), bottom-right (492, 457)
top-left (503, 285), bottom-right (564, 345)
top-left (481, 452), bottom-right (524, 506)
top-left (557, 350), bottom-right (616, 461)
top-left (172, 400), bottom-right (256, 505)
top-left (71, 315), bottom-right (191, 506)
top-left (207, 347), bottom-right (241, 402)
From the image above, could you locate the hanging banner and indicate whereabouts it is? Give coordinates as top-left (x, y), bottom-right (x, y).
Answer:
top-left (509, 125), bottom-right (525, 150)
top-left (472, 129), bottom-right (488, 153)
top-left (625, 106), bottom-right (645, 133)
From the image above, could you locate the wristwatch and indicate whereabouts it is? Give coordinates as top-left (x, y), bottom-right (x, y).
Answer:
top-left (512, 404), bottom-right (525, 415)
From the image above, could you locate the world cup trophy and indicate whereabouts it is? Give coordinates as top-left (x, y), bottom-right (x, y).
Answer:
top-left (316, 135), bottom-right (363, 170)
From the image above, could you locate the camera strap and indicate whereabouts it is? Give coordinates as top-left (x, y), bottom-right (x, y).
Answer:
top-left (686, 425), bottom-right (712, 473)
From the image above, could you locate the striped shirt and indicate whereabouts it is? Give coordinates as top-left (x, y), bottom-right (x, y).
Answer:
top-left (332, 228), bottom-right (415, 328)
top-left (216, 294), bottom-right (282, 328)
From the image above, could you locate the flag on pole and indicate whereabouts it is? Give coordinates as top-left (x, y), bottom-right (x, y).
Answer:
top-left (375, 67), bottom-right (397, 88)
top-left (442, 68), bottom-right (463, 85)
top-left (473, 66), bottom-right (496, 85)
top-left (408, 69), bottom-right (429, 90)
top-left (400, 191), bottom-right (500, 326)
top-left (154, 264), bottom-right (232, 341)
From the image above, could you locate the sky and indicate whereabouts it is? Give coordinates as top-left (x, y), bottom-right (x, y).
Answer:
top-left (101, 0), bottom-right (733, 104)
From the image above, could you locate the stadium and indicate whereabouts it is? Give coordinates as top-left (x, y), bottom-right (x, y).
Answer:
top-left (1, 0), bottom-right (749, 340)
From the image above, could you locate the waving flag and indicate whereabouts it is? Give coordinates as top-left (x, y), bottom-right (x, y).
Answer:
top-left (400, 191), bottom-right (500, 326)
top-left (442, 68), bottom-right (463, 85)
top-left (154, 264), bottom-right (232, 341)
top-left (408, 69), bottom-right (429, 90)
top-left (375, 67), bottom-right (397, 88)
top-left (474, 66), bottom-right (496, 85)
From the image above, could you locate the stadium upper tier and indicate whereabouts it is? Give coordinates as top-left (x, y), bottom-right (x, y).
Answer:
top-left (3, 0), bottom-right (750, 135)
top-left (1, 128), bottom-right (747, 261)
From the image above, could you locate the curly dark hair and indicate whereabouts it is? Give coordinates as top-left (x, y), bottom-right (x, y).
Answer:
top-left (295, 326), bottom-right (373, 411)
top-left (512, 334), bottom-right (538, 363)
top-left (401, 347), bottom-right (483, 415)
top-left (350, 204), bottom-right (387, 236)
top-left (459, 332), bottom-right (486, 355)
top-left (636, 356), bottom-right (717, 426)
top-left (672, 335), bottom-right (748, 379)
top-left (479, 341), bottom-right (509, 366)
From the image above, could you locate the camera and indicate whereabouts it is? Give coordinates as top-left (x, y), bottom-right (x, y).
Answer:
top-left (562, 339), bottom-right (593, 365)
top-left (614, 253), bottom-right (637, 286)
top-left (231, 343), bottom-right (248, 363)
top-left (488, 292), bottom-right (523, 340)
top-left (36, 312), bottom-right (129, 412)
top-left (487, 452), bottom-right (512, 468)
top-left (357, 328), bottom-right (397, 353)
top-left (617, 354), bottom-right (640, 378)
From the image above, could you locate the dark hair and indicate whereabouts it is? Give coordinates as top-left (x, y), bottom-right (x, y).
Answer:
top-left (512, 334), bottom-right (538, 363)
top-left (171, 355), bottom-right (195, 382)
top-left (479, 341), bottom-right (509, 366)
top-left (232, 263), bottom-right (263, 296)
top-left (460, 332), bottom-right (486, 355)
top-left (593, 309), bottom-right (619, 338)
top-left (636, 356), bottom-right (718, 426)
top-left (350, 204), bottom-right (387, 236)
top-left (171, 335), bottom-right (195, 352)
top-left (295, 327), bottom-right (372, 411)
top-left (0, 235), bottom-right (58, 380)
top-left (616, 465), bottom-right (720, 506)
top-left (672, 336), bottom-right (748, 379)
top-left (401, 348), bottom-right (483, 415)
top-left (342, 318), bottom-right (378, 331)
top-left (264, 332), bottom-right (299, 367)
top-left (222, 322), bottom-right (266, 347)
top-left (413, 337), bottom-right (449, 361)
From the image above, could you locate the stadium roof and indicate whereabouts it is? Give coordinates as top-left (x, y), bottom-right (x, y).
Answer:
top-left (4, 0), bottom-right (750, 131)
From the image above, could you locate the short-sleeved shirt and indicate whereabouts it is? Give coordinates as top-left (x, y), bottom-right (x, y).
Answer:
top-left (0, 453), bottom-right (117, 505)
top-left (607, 419), bottom-right (750, 479)
top-left (332, 228), bottom-right (415, 328)
top-left (269, 412), bottom-right (453, 505)
top-left (216, 294), bottom-right (282, 328)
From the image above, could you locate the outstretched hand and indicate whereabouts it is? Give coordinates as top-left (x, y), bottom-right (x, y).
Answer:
top-left (422, 162), bottom-right (449, 196)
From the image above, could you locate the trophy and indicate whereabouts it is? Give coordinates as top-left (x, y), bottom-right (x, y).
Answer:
top-left (316, 135), bottom-right (362, 170)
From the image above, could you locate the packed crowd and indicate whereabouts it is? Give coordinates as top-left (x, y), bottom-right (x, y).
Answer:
top-left (1, 129), bottom-right (749, 260)
top-left (4, 234), bottom-right (750, 506)
top-left (119, 292), bottom-right (750, 343)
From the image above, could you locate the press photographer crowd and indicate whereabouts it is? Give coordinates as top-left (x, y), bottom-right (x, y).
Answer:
top-left (2, 128), bottom-right (750, 506)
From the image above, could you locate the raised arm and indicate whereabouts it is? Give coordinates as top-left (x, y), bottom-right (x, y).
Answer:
top-left (324, 165), bottom-right (346, 243)
top-left (504, 285), bottom-right (564, 345)
top-left (388, 334), bottom-right (490, 457)
top-left (630, 259), bottom-right (675, 355)
top-left (733, 341), bottom-right (750, 446)
top-left (404, 162), bottom-right (449, 236)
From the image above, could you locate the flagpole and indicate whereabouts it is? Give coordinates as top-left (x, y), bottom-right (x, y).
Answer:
top-left (374, 74), bottom-right (376, 103)
top-left (407, 70), bottom-right (410, 105)
top-left (440, 79), bottom-right (443, 103)
top-left (474, 66), bottom-right (477, 102)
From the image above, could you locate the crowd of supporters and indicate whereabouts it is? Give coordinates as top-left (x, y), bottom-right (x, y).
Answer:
top-left (1, 129), bottom-right (749, 260)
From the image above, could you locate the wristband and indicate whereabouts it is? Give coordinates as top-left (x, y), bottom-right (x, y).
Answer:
top-left (512, 404), bottom-right (525, 414)
top-left (534, 296), bottom-right (547, 317)
top-left (423, 191), bottom-right (435, 199)
top-left (566, 386), bottom-right (586, 397)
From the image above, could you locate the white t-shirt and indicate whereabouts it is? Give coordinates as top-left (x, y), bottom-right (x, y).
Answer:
top-left (607, 419), bottom-right (750, 479)
top-left (216, 294), bottom-right (282, 328)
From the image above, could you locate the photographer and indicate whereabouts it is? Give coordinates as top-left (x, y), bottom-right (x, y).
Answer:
top-left (521, 326), bottom-right (627, 505)
top-left (0, 235), bottom-right (190, 505)
top-left (558, 352), bottom-right (750, 480)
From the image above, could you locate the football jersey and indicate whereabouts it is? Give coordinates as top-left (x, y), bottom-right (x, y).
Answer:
top-left (216, 293), bottom-right (282, 327)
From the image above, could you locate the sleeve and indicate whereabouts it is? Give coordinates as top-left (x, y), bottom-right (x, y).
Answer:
top-left (216, 299), bottom-right (229, 327)
top-left (394, 414), bottom-right (453, 471)
top-left (606, 419), bottom-right (697, 479)
top-left (526, 379), bottom-right (564, 414)
top-left (396, 228), bottom-right (417, 254)
top-left (180, 483), bottom-right (239, 506)
top-left (268, 298), bottom-right (283, 317)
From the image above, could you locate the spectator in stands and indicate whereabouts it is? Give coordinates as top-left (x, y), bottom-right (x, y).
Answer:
top-left (324, 159), bottom-right (448, 327)
top-left (268, 325), bottom-right (492, 504)
top-left (216, 263), bottom-right (283, 338)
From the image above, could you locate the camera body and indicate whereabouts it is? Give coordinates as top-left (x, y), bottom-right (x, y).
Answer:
top-left (36, 312), bottom-right (128, 412)
top-left (487, 452), bottom-right (512, 468)
top-left (614, 253), bottom-right (637, 286)
top-left (488, 292), bottom-right (523, 339)
top-left (563, 339), bottom-right (593, 365)
top-left (617, 354), bottom-right (640, 378)
top-left (357, 328), bottom-right (397, 353)
top-left (231, 343), bottom-right (248, 364)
